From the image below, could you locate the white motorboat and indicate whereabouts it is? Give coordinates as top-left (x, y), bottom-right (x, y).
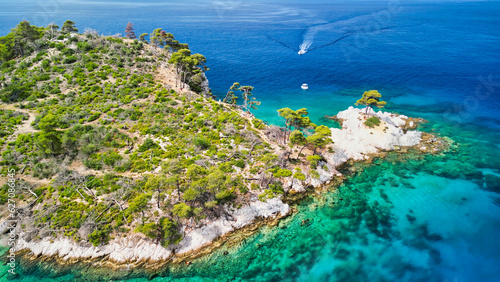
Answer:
top-left (298, 49), bottom-right (307, 55)
top-left (301, 84), bottom-right (308, 90)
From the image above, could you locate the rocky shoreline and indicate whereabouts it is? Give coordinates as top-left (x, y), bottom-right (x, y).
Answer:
top-left (3, 106), bottom-right (449, 277)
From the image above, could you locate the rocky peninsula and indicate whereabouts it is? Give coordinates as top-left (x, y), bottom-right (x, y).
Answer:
top-left (6, 106), bottom-right (446, 271)
top-left (0, 21), bottom-right (448, 278)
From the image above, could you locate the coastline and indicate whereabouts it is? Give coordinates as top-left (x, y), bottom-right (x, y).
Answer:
top-left (3, 106), bottom-right (449, 276)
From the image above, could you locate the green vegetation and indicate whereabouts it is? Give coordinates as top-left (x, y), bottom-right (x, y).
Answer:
top-left (277, 108), bottom-right (332, 156)
top-left (221, 82), bottom-right (261, 113)
top-left (1, 20), bottom-right (323, 248)
top-left (0, 109), bottom-right (28, 146)
top-left (278, 108), bottom-right (315, 144)
top-left (365, 116), bottom-right (381, 128)
top-left (355, 90), bottom-right (387, 114)
top-left (306, 125), bottom-right (332, 155)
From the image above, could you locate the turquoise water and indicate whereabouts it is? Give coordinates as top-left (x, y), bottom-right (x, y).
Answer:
top-left (1, 1), bottom-right (500, 281)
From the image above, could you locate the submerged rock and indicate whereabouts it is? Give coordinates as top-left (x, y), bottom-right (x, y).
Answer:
top-left (484, 174), bottom-right (500, 193)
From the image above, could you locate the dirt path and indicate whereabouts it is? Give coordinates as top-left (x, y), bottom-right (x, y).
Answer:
top-left (0, 104), bottom-right (38, 149)
top-left (15, 109), bottom-right (37, 136)
top-left (231, 106), bottom-right (283, 153)
top-left (155, 63), bottom-right (191, 95)
top-left (0, 103), bottom-right (37, 130)
top-left (2, 107), bottom-right (37, 136)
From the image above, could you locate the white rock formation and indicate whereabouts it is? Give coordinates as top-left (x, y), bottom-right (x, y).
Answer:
top-left (7, 107), bottom-right (423, 264)
top-left (11, 198), bottom-right (289, 263)
top-left (329, 107), bottom-right (421, 161)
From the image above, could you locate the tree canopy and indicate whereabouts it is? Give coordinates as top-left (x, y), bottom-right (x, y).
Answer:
top-left (61, 20), bottom-right (78, 34)
top-left (221, 83), bottom-right (260, 113)
top-left (0, 20), bottom-right (44, 62)
top-left (355, 90), bottom-right (387, 114)
top-left (306, 125), bottom-right (332, 155)
top-left (278, 108), bottom-right (316, 143)
top-left (223, 82), bottom-right (240, 105)
top-left (125, 22), bottom-right (136, 39)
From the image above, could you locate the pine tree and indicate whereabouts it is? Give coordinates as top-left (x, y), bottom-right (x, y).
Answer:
top-left (306, 125), bottom-right (332, 155)
top-left (223, 82), bottom-right (240, 105)
top-left (61, 20), bottom-right (78, 34)
top-left (124, 22), bottom-right (136, 39)
top-left (355, 90), bottom-right (387, 114)
top-left (239, 86), bottom-right (260, 113)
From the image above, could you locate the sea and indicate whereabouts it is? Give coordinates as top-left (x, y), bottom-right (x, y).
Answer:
top-left (1, 0), bottom-right (500, 281)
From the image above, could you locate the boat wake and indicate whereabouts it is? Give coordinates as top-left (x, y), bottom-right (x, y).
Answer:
top-left (266, 12), bottom-right (421, 56)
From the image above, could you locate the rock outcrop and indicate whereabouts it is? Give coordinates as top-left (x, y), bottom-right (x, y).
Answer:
top-left (7, 107), bottom-right (442, 268)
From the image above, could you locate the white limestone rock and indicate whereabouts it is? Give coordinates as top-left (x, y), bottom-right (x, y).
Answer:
top-left (329, 107), bottom-right (422, 161)
top-left (6, 107), bottom-right (425, 264)
top-left (176, 198), bottom-right (289, 254)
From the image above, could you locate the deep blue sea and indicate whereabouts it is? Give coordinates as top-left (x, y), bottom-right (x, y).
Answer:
top-left (1, 0), bottom-right (500, 281)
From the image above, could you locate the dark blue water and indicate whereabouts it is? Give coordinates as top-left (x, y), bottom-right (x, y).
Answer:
top-left (1, 1), bottom-right (500, 281)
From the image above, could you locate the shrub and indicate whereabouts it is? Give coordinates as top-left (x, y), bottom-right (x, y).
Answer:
top-left (87, 113), bottom-right (100, 122)
top-left (102, 151), bottom-right (123, 167)
top-left (85, 62), bottom-right (99, 71)
top-left (84, 155), bottom-right (103, 170)
top-left (233, 159), bottom-right (245, 168)
top-left (138, 138), bottom-right (159, 152)
top-left (61, 48), bottom-right (75, 56)
top-left (219, 162), bottom-right (233, 173)
top-left (63, 56), bottom-right (78, 64)
top-left (173, 202), bottom-right (192, 218)
top-left (365, 116), bottom-right (381, 128)
top-left (77, 41), bottom-right (93, 52)
top-left (41, 59), bottom-right (51, 70)
top-left (252, 118), bottom-right (266, 129)
top-left (216, 189), bottom-right (234, 201)
top-left (88, 224), bottom-right (112, 246)
top-left (193, 137), bottom-right (210, 150)
top-left (306, 155), bottom-right (322, 169)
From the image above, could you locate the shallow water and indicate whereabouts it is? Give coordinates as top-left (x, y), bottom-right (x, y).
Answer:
top-left (1, 0), bottom-right (500, 281)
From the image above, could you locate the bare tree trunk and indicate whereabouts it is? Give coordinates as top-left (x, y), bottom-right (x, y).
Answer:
top-left (247, 141), bottom-right (261, 158)
top-left (95, 203), bottom-right (114, 222)
top-left (112, 197), bottom-right (127, 223)
top-left (298, 144), bottom-right (307, 157)
top-left (157, 188), bottom-right (161, 209)
top-left (74, 188), bottom-right (86, 200)
top-left (23, 183), bottom-right (38, 199)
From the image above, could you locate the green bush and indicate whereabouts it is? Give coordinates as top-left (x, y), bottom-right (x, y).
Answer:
top-left (173, 202), bottom-right (192, 218)
top-left (306, 155), bottom-right (322, 169)
top-left (84, 155), bottom-right (103, 170)
top-left (102, 151), bottom-right (123, 167)
top-left (85, 62), bottom-right (99, 71)
top-left (87, 113), bottom-right (100, 122)
top-left (219, 162), bottom-right (234, 173)
top-left (365, 116), bottom-right (381, 128)
top-left (77, 41), bottom-right (93, 52)
top-left (63, 56), bottom-right (78, 64)
top-left (88, 224), bottom-right (112, 246)
top-left (193, 137), bottom-right (210, 150)
top-left (233, 159), bottom-right (245, 168)
top-left (138, 138), bottom-right (159, 152)
top-left (61, 48), bottom-right (74, 56)
top-left (216, 189), bottom-right (234, 201)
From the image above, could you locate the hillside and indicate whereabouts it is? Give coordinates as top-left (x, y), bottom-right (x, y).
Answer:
top-left (0, 21), bottom-right (447, 270)
top-left (0, 20), bottom-right (295, 249)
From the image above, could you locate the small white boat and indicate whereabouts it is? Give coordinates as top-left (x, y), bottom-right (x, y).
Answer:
top-left (301, 83), bottom-right (308, 90)
top-left (298, 49), bottom-right (307, 55)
